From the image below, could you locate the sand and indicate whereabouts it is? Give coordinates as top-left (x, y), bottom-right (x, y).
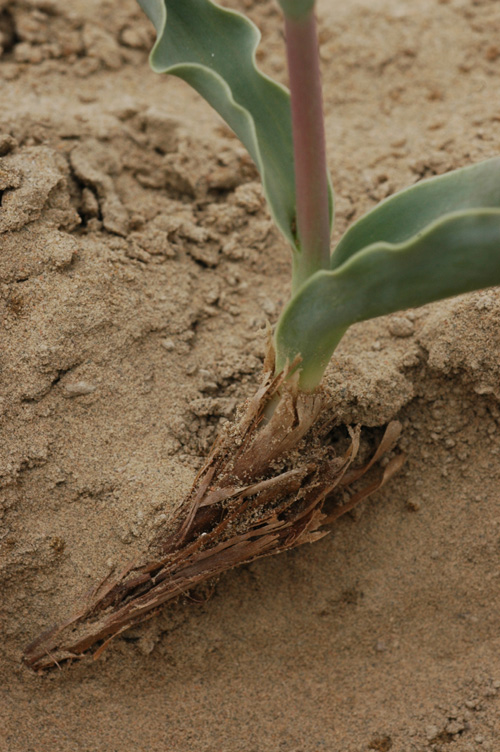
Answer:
top-left (1, 0), bottom-right (500, 749)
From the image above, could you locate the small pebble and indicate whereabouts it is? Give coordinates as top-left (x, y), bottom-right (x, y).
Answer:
top-left (14, 42), bottom-right (44, 64)
top-left (465, 699), bottom-right (480, 710)
top-left (425, 725), bottom-right (439, 741)
top-left (475, 294), bottom-right (495, 311)
top-left (260, 297), bottom-right (276, 316)
top-left (201, 382), bottom-right (219, 394)
top-left (446, 719), bottom-right (465, 735)
top-left (401, 349), bottom-right (421, 367)
top-left (388, 316), bottom-right (415, 338)
top-left (64, 381), bottom-right (96, 396)
top-left (120, 27), bottom-right (148, 49)
top-left (81, 187), bottom-right (99, 218)
top-left (406, 498), bottom-right (421, 512)
top-left (161, 338), bottom-right (175, 351)
top-left (153, 513), bottom-right (168, 527)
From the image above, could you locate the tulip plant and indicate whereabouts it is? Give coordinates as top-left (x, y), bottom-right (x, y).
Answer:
top-left (24, 0), bottom-right (500, 671)
top-left (138, 0), bottom-right (500, 390)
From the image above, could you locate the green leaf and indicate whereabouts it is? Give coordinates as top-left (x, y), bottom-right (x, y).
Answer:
top-left (138, 0), bottom-right (306, 250)
top-left (330, 157), bottom-right (500, 270)
top-left (276, 209), bottom-right (500, 389)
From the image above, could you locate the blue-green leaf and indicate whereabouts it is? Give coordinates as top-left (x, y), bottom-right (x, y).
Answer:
top-left (276, 209), bottom-right (500, 389)
top-left (138, 0), bottom-right (332, 251)
top-left (331, 157), bottom-right (500, 270)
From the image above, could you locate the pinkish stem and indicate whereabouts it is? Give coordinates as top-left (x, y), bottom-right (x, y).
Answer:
top-left (284, 8), bottom-right (331, 291)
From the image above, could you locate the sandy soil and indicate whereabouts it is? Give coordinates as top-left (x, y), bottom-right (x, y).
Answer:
top-left (1, 0), bottom-right (500, 749)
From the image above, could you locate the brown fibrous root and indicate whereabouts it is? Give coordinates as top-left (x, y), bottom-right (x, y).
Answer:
top-left (24, 357), bottom-right (403, 671)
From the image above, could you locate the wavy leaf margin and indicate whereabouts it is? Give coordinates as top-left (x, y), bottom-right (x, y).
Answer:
top-left (138, 0), bottom-right (333, 251)
top-left (276, 208), bottom-right (500, 388)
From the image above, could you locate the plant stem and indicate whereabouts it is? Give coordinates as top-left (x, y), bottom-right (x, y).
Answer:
top-left (284, 6), bottom-right (331, 292)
